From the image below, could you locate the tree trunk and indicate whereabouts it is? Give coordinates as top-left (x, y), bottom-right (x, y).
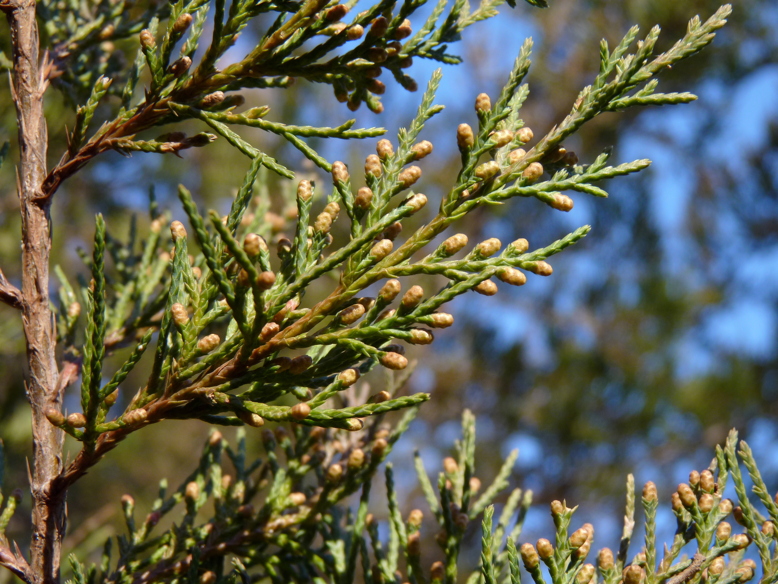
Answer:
top-left (4, 1), bottom-right (64, 582)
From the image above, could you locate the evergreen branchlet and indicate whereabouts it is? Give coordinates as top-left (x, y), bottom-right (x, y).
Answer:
top-left (0, 0), bottom-right (752, 583)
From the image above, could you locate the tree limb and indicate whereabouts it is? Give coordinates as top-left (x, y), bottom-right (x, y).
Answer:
top-left (0, 541), bottom-right (34, 584)
top-left (665, 553), bottom-right (706, 584)
top-left (0, 267), bottom-right (22, 309)
top-left (5, 1), bottom-right (65, 583)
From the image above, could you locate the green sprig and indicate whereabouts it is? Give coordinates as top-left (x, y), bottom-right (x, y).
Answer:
top-left (81, 215), bottom-right (108, 436)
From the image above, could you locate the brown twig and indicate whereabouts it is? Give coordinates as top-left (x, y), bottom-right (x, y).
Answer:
top-left (3, 0), bottom-right (65, 582)
top-left (0, 268), bottom-right (22, 310)
top-left (0, 541), bottom-right (34, 584)
top-left (665, 553), bottom-right (706, 584)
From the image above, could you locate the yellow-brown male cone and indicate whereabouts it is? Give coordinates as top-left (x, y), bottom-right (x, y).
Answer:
top-left (46, 408), bottom-right (65, 426)
top-left (401, 285), bottom-right (423, 308)
top-left (331, 161), bottom-right (349, 183)
top-left (172, 13), bottom-right (193, 34)
top-left (642, 481), bottom-right (657, 502)
top-left (380, 352), bottom-right (408, 370)
top-left (475, 92), bottom-right (491, 113)
top-left (442, 233), bottom-right (468, 256)
top-left (372, 438), bottom-right (388, 457)
top-left (490, 129), bottom-right (513, 148)
top-left (297, 179), bottom-right (312, 202)
top-left (291, 402), bottom-right (311, 420)
top-left (699, 493), bottom-right (714, 513)
top-left (597, 548), bottom-right (614, 570)
top-left (237, 410), bottom-right (264, 427)
top-left (368, 16), bottom-right (388, 37)
top-left (339, 303), bottom-right (365, 325)
top-left (410, 329), bottom-right (434, 345)
top-left (536, 538), bottom-right (553, 560)
top-left (406, 193), bottom-right (427, 212)
top-left (510, 238), bottom-right (529, 253)
top-left (577, 564), bottom-right (595, 584)
top-left (325, 4), bottom-right (349, 21)
top-left (324, 201), bottom-right (341, 219)
top-left (408, 509), bottom-right (423, 527)
top-left (344, 418), bottom-right (364, 431)
top-left (457, 124), bottom-right (475, 149)
top-left (376, 139), bottom-right (394, 159)
top-left (243, 233), bottom-right (262, 257)
top-left (378, 308), bottom-right (396, 321)
top-left (365, 154), bottom-right (382, 178)
top-left (289, 492), bottom-right (306, 506)
top-left (104, 389), bottom-right (118, 406)
top-left (730, 533), bottom-right (750, 550)
top-left (123, 408), bottom-right (148, 425)
top-left (429, 313), bottom-right (454, 328)
top-left (348, 448), bottom-right (365, 469)
top-left (700, 470), bottom-right (715, 493)
top-left (527, 261), bottom-right (553, 276)
top-left (355, 187), bottom-right (373, 209)
top-left (140, 29), bottom-right (155, 49)
top-left (737, 558), bottom-right (757, 581)
top-left (498, 268), bottom-right (526, 286)
top-left (171, 303), bottom-right (189, 326)
top-left (476, 238), bottom-right (501, 257)
top-left (67, 412), bottom-right (87, 428)
top-left (475, 161), bottom-right (500, 180)
top-left (474, 280), bottom-right (498, 296)
top-left (314, 212), bottom-right (333, 234)
top-left (430, 561), bottom-right (445, 581)
top-left (185, 481), bottom-right (200, 501)
top-left (170, 220), bottom-right (187, 240)
top-left (200, 91), bottom-right (225, 108)
top-left (411, 140), bottom-right (433, 160)
top-left (379, 279), bottom-right (401, 301)
top-left (370, 239), bottom-right (393, 260)
top-left (398, 166), bottom-right (421, 188)
top-left (289, 355), bottom-right (312, 374)
top-left (623, 565), bottom-right (644, 584)
top-left (551, 194), bottom-right (574, 212)
top-left (197, 333), bottom-right (220, 353)
top-left (347, 24), bottom-right (364, 40)
top-left (443, 457), bottom-right (458, 474)
top-left (520, 543), bottom-right (539, 570)
top-left (326, 463), bottom-right (343, 483)
top-left (523, 162), bottom-right (543, 183)
top-left (257, 271), bottom-right (276, 291)
top-left (509, 148), bottom-right (526, 165)
top-left (550, 500), bottom-right (566, 515)
top-left (395, 18), bottom-right (412, 39)
top-left (677, 483), bottom-right (696, 508)
top-left (367, 390), bottom-right (392, 404)
top-left (517, 127), bottom-right (534, 143)
top-left (569, 526), bottom-right (589, 549)
top-left (709, 557), bottom-right (726, 576)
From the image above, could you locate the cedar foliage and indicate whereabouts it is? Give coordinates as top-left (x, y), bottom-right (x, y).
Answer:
top-left (0, 1), bottom-right (773, 583)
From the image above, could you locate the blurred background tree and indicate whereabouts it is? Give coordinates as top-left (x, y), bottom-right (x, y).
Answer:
top-left (0, 0), bottom-right (773, 571)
